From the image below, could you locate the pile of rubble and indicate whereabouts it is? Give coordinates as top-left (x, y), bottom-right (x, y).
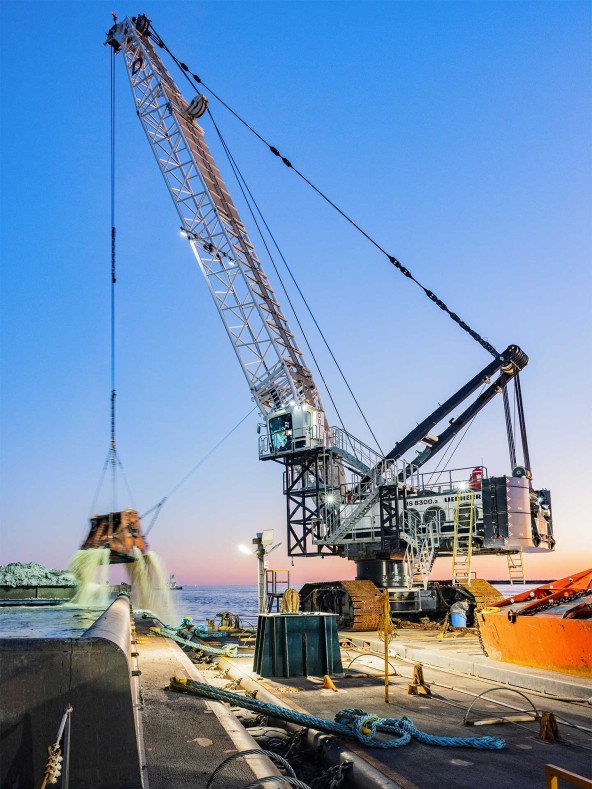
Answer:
top-left (0, 562), bottom-right (76, 588)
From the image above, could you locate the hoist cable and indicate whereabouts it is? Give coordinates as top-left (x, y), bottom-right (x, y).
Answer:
top-left (207, 109), bottom-right (349, 439)
top-left (147, 23), bottom-right (499, 360)
top-left (514, 374), bottom-right (531, 470)
top-left (116, 454), bottom-right (137, 510)
top-left (513, 382), bottom-right (518, 462)
top-left (208, 108), bottom-right (384, 454)
top-left (89, 454), bottom-right (110, 518)
top-left (141, 407), bottom-right (257, 536)
top-left (89, 47), bottom-right (136, 520)
top-left (502, 387), bottom-right (517, 469)
top-left (431, 406), bottom-right (483, 478)
top-left (110, 47), bottom-right (118, 517)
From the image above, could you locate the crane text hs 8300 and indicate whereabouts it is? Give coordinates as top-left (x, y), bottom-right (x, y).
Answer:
top-left (106, 15), bottom-right (554, 628)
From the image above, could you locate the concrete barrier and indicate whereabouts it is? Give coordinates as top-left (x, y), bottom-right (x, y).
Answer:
top-left (0, 585), bottom-right (75, 601)
top-left (0, 595), bottom-right (142, 788)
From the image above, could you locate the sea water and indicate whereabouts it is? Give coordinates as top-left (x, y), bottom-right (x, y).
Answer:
top-left (0, 607), bottom-right (102, 638)
top-left (0, 582), bottom-right (537, 637)
top-left (173, 585), bottom-right (259, 627)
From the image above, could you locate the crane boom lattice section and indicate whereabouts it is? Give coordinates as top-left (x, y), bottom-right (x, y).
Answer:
top-left (111, 20), bottom-right (319, 415)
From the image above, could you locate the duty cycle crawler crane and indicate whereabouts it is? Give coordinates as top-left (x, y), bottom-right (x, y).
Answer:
top-left (103, 14), bottom-right (554, 628)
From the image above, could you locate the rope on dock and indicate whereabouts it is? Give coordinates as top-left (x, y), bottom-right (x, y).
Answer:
top-left (169, 677), bottom-right (506, 750)
top-left (205, 748), bottom-right (298, 789)
top-left (150, 626), bottom-right (255, 657)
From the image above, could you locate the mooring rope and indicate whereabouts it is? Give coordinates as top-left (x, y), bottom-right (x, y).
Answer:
top-left (150, 626), bottom-right (254, 658)
top-left (170, 678), bottom-right (506, 750)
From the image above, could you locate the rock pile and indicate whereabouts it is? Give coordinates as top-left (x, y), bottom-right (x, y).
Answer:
top-left (0, 562), bottom-right (76, 588)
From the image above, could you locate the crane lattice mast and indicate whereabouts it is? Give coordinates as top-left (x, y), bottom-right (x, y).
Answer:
top-left (107, 17), bottom-right (321, 418)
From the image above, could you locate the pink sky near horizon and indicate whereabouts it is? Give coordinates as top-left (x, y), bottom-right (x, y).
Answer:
top-left (161, 550), bottom-right (589, 589)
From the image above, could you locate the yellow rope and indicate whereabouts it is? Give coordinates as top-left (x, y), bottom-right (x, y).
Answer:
top-left (378, 590), bottom-right (396, 643)
top-left (281, 588), bottom-right (301, 613)
top-left (378, 591), bottom-right (396, 703)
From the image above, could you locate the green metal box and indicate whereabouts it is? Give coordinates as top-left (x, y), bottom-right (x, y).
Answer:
top-left (253, 612), bottom-right (343, 678)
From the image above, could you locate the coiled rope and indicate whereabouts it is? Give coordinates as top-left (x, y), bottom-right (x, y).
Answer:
top-left (170, 678), bottom-right (505, 750)
top-left (206, 749), bottom-right (298, 789)
top-left (281, 588), bottom-right (301, 613)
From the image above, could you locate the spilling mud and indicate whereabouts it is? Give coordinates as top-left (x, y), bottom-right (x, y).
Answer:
top-left (67, 548), bottom-right (177, 624)
top-left (69, 549), bottom-right (111, 608)
top-left (126, 548), bottom-right (177, 624)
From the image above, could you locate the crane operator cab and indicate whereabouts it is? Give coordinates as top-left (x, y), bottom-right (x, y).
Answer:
top-left (260, 404), bottom-right (326, 458)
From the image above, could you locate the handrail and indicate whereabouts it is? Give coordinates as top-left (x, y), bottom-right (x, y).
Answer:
top-left (545, 764), bottom-right (592, 789)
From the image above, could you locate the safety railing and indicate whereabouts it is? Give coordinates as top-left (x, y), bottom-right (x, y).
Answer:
top-left (329, 426), bottom-right (384, 471)
top-left (258, 424), bottom-right (325, 459)
top-left (545, 764), bottom-right (592, 789)
top-left (258, 422), bottom-right (386, 471)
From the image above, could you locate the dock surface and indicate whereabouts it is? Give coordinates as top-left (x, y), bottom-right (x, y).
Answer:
top-left (136, 619), bottom-right (277, 788)
top-left (213, 627), bottom-right (591, 789)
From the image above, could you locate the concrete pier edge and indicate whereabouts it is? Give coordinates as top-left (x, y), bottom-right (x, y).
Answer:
top-left (147, 628), bottom-right (284, 786)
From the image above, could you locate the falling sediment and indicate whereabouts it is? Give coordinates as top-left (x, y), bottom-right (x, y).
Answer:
top-left (68, 548), bottom-right (111, 607)
top-left (127, 549), bottom-right (178, 625)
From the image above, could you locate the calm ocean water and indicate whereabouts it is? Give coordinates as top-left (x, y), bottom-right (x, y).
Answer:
top-left (0, 582), bottom-right (538, 637)
top-left (0, 606), bottom-right (103, 638)
top-left (174, 585), bottom-right (259, 626)
top-left (171, 583), bottom-right (539, 626)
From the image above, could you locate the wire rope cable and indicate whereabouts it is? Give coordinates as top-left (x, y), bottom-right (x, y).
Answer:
top-left (423, 384), bottom-right (487, 488)
top-left (89, 46), bottom-right (136, 520)
top-left (109, 46), bottom-right (117, 524)
top-left (147, 22), bottom-right (500, 360)
top-left (502, 386), bottom-right (517, 469)
top-left (205, 749), bottom-right (297, 789)
top-left (141, 407), bottom-right (257, 536)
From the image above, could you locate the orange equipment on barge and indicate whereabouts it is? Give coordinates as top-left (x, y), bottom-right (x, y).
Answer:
top-left (479, 569), bottom-right (592, 678)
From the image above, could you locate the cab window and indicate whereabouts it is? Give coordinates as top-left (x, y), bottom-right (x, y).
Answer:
top-left (269, 413), bottom-right (293, 452)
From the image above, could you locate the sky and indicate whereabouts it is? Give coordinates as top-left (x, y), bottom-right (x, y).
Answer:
top-left (1, 1), bottom-right (590, 587)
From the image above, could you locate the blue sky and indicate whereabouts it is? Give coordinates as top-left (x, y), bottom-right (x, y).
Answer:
top-left (1, 1), bottom-right (590, 584)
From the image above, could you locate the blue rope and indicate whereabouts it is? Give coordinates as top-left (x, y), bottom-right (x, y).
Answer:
top-left (151, 626), bottom-right (255, 657)
top-left (170, 679), bottom-right (506, 750)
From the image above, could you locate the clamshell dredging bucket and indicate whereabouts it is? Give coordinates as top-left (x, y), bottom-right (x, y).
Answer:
top-left (80, 509), bottom-right (147, 563)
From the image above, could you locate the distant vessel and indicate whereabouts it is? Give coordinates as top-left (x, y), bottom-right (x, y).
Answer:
top-left (479, 568), bottom-right (592, 677)
top-left (168, 574), bottom-right (183, 591)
